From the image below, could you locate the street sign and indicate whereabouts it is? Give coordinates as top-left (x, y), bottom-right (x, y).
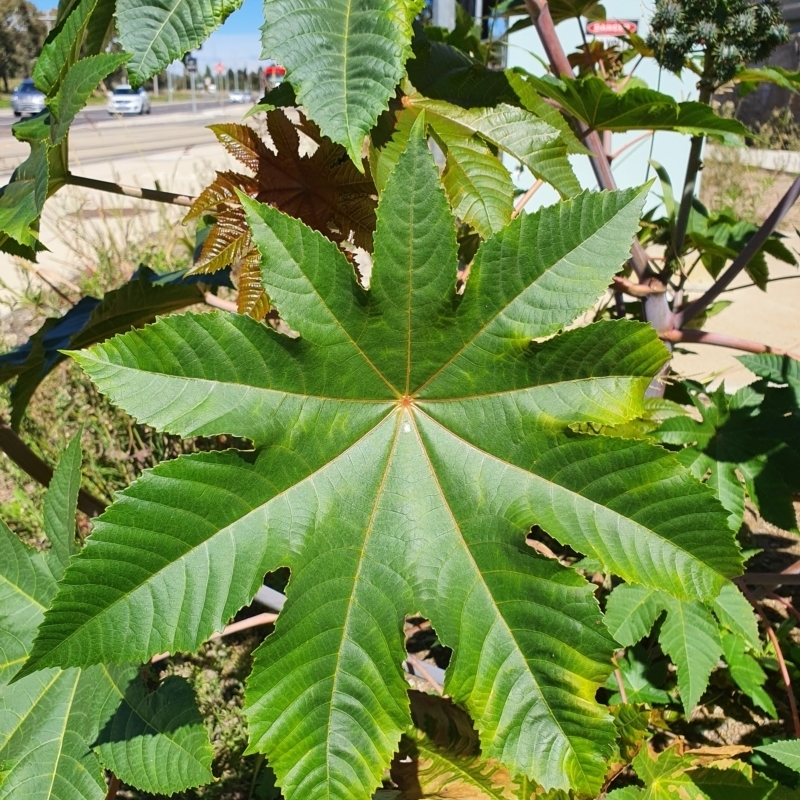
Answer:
top-left (585, 19), bottom-right (638, 38)
top-left (184, 55), bottom-right (198, 75)
top-left (264, 64), bottom-right (286, 88)
top-left (215, 62), bottom-right (225, 75)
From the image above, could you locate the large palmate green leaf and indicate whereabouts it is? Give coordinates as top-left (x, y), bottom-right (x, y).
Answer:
top-left (22, 121), bottom-right (740, 800)
top-left (261, 0), bottom-right (422, 164)
top-left (118, 0), bottom-right (243, 85)
top-left (0, 436), bottom-right (212, 799)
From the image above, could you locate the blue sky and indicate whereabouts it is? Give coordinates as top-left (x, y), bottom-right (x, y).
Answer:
top-left (33, 0), bottom-right (268, 70)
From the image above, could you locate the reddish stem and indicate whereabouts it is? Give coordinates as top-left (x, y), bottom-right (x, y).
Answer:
top-left (204, 292), bottom-right (238, 312)
top-left (522, 0), bottom-right (652, 281)
top-left (738, 582), bottom-right (800, 737)
top-left (769, 593), bottom-right (800, 624)
top-left (659, 329), bottom-right (800, 359)
top-left (105, 774), bottom-right (120, 800)
top-left (150, 611), bottom-right (278, 664)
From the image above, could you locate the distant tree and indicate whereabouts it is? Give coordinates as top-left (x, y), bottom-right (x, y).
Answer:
top-left (0, 0), bottom-right (47, 92)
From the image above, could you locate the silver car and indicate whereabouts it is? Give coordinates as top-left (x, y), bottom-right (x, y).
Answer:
top-left (11, 79), bottom-right (46, 117)
top-left (228, 90), bottom-right (253, 104)
top-left (107, 85), bottom-right (151, 115)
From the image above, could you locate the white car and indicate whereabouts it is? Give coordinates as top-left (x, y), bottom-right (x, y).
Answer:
top-left (107, 86), bottom-right (151, 115)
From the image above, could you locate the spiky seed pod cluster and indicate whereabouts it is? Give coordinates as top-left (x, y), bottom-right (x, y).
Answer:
top-left (647, 0), bottom-right (790, 87)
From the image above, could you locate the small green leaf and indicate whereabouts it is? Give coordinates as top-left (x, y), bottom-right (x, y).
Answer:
top-left (407, 94), bottom-right (582, 197)
top-left (659, 596), bottom-right (722, 715)
top-left (42, 430), bottom-right (83, 576)
top-left (34, 0), bottom-right (104, 96)
top-left (721, 633), bottom-right (776, 718)
top-left (49, 54), bottom-right (131, 144)
top-left (605, 584), bottom-right (664, 647)
top-left (118, 0), bottom-right (243, 85)
top-left (612, 703), bottom-right (650, 762)
top-left (434, 125), bottom-right (514, 238)
top-left (94, 674), bottom-right (213, 794)
top-left (633, 747), bottom-right (706, 800)
top-left (713, 583), bottom-right (760, 650)
top-left (506, 69), bottom-right (590, 155)
top-left (690, 764), bottom-right (776, 800)
top-left (0, 141), bottom-right (49, 248)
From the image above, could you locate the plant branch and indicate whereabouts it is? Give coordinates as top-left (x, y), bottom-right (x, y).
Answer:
top-left (523, 0), bottom-right (652, 281)
top-left (149, 611), bottom-right (279, 663)
top-left (105, 774), bottom-right (120, 800)
top-left (738, 581), bottom-right (800, 737)
top-left (204, 292), bottom-right (238, 312)
top-left (66, 173), bottom-right (196, 208)
top-left (675, 172), bottom-right (800, 327)
top-left (512, 179), bottom-right (543, 217)
top-left (659, 329), bottom-right (800, 359)
top-left (740, 573), bottom-right (800, 586)
top-left (769, 593), bottom-right (800, 624)
top-left (406, 654), bottom-right (444, 695)
top-left (0, 421), bottom-right (107, 517)
top-left (610, 131), bottom-right (654, 162)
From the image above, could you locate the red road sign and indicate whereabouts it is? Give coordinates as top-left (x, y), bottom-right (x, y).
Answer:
top-left (214, 62), bottom-right (225, 75)
top-left (586, 19), bottom-right (638, 37)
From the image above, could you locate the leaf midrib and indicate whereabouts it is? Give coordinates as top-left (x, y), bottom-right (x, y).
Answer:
top-left (419, 374), bottom-right (649, 404)
top-left (78, 352), bottom-right (395, 403)
top-left (29, 413), bottom-right (394, 669)
top-left (0, 670), bottom-right (63, 756)
top-left (416, 408), bottom-right (727, 592)
top-left (408, 411), bottom-right (595, 790)
top-left (325, 412), bottom-right (402, 791)
top-left (412, 203), bottom-right (640, 397)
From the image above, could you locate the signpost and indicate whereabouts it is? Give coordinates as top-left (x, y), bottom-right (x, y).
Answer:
top-left (183, 54), bottom-right (198, 113)
top-left (264, 65), bottom-right (286, 90)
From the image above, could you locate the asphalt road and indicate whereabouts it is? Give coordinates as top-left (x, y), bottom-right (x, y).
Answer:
top-left (1, 103), bottom-right (249, 177)
top-left (0, 98), bottom-right (236, 131)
